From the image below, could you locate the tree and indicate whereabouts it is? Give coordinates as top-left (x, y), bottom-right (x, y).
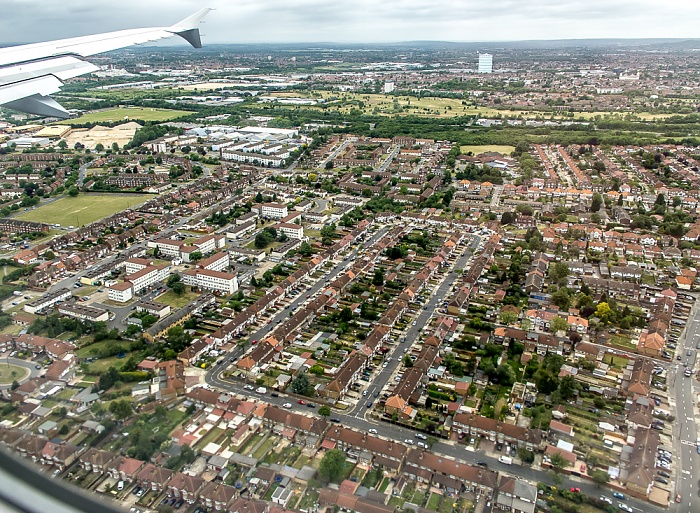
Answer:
top-left (549, 262), bottom-right (570, 283)
top-left (167, 274), bottom-right (181, 287)
top-left (595, 302), bottom-right (613, 323)
top-left (558, 375), bottom-right (578, 401)
top-left (339, 307), bottom-right (353, 323)
top-left (172, 282), bottom-right (185, 295)
top-left (590, 192), bottom-right (603, 212)
top-left (95, 143), bottom-right (104, 152)
top-left (109, 399), bottom-right (133, 420)
top-left (111, 142), bottom-right (120, 152)
top-left (549, 452), bottom-right (569, 472)
top-left (318, 406), bottom-right (331, 418)
top-left (68, 186), bottom-right (79, 197)
top-left (372, 269), bottom-right (384, 287)
top-left (309, 364), bottom-right (325, 376)
top-left (10, 380), bottom-right (19, 390)
top-left (44, 250), bottom-right (55, 260)
top-left (499, 310), bottom-right (518, 326)
top-left (590, 469), bottom-right (610, 486)
top-left (318, 449), bottom-right (346, 483)
top-left (189, 251), bottom-right (202, 262)
top-left (298, 241), bottom-right (314, 257)
top-left (517, 447), bottom-right (535, 464)
top-left (57, 140), bottom-right (68, 150)
top-left (291, 373), bottom-right (312, 396)
top-left (550, 316), bottom-right (569, 334)
top-left (403, 354), bottom-right (414, 367)
top-left (495, 364), bottom-right (516, 386)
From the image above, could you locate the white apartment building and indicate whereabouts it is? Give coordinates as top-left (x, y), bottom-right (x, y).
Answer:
top-left (182, 269), bottom-right (238, 294)
top-left (198, 251), bottom-right (230, 272)
top-left (273, 222), bottom-right (304, 240)
top-left (125, 264), bottom-right (170, 294)
top-left (108, 282), bottom-right (134, 303)
top-left (261, 202), bottom-right (288, 219)
top-left (193, 234), bottom-right (226, 255)
top-left (150, 239), bottom-right (186, 257)
top-left (478, 53), bottom-right (493, 73)
top-left (124, 258), bottom-right (152, 275)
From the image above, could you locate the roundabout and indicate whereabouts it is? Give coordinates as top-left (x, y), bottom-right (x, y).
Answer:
top-left (0, 358), bottom-right (39, 390)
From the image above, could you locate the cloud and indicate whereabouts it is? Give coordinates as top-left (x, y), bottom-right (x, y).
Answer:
top-left (0, 0), bottom-right (698, 44)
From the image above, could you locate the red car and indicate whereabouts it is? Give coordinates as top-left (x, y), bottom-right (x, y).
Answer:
top-left (676, 494), bottom-right (682, 503)
top-left (298, 399), bottom-right (306, 405)
top-left (569, 487), bottom-right (580, 493)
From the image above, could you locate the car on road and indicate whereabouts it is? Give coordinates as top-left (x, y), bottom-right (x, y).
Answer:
top-left (412, 321), bottom-right (417, 326)
top-left (404, 439), bottom-right (414, 445)
top-left (270, 392), bottom-right (279, 397)
top-left (476, 461), bottom-right (488, 468)
top-left (599, 496), bottom-right (612, 504)
top-left (415, 433), bottom-right (427, 440)
top-left (569, 487), bottom-right (580, 493)
top-left (297, 400), bottom-right (306, 405)
top-left (366, 402), bottom-right (373, 408)
top-left (306, 403), bottom-right (315, 408)
top-left (618, 504), bottom-right (633, 513)
top-left (330, 417), bottom-right (340, 423)
top-left (282, 402), bottom-right (292, 409)
top-left (417, 441), bottom-right (427, 449)
top-left (612, 492), bottom-right (625, 500)
top-left (35, 364), bottom-right (41, 369)
top-left (368, 429), bottom-right (378, 434)
top-left (677, 355), bottom-right (682, 360)
top-left (676, 493), bottom-right (682, 503)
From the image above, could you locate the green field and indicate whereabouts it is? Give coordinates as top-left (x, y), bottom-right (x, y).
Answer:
top-left (15, 194), bottom-right (154, 227)
top-left (460, 145), bottom-right (515, 155)
top-left (0, 363), bottom-right (29, 385)
top-left (154, 289), bottom-right (200, 309)
top-left (60, 107), bottom-right (192, 125)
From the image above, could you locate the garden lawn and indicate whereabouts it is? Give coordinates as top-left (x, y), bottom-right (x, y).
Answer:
top-left (155, 289), bottom-right (200, 309)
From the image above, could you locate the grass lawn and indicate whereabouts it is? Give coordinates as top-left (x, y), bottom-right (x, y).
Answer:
top-left (85, 355), bottom-right (124, 374)
top-left (76, 340), bottom-right (133, 358)
top-left (55, 388), bottom-right (76, 400)
top-left (0, 363), bottom-right (29, 385)
top-left (460, 145), bottom-right (515, 155)
top-left (60, 107), bottom-right (192, 125)
top-left (293, 454), bottom-right (311, 469)
top-left (154, 289), bottom-right (200, 309)
top-left (609, 334), bottom-right (635, 349)
top-left (15, 194), bottom-right (153, 227)
top-left (298, 490), bottom-right (319, 511)
top-left (426, 492), bottom-right (441, 511)
top-left (238, 433), bottom-right (263, 455)
top-left (252, 436), bottom-right (277, 459)
top-left (378, 477), bottom-right (390, 493)
top-left (195, 427), bottom-right (223, 449)
top-left (388, 496), bottom-right (406, 509)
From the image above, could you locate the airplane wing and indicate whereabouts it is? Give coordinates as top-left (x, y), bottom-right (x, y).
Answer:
top-left (0, 8), bottom-right (211, 118)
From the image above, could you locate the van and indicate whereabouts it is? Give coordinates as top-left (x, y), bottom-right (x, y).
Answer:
top-left (498, 456), bottom-right (513, 465)
top-left (117, 480), bottom-right (125, 491)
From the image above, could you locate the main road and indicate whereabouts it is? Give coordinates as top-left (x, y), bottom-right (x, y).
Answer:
top-left (670, 295), bottom-right (700, 512)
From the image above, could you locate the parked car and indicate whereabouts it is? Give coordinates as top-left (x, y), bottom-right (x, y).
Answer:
top-left (368, 429), bottom-right (378, 434)
top-left (618, 504), bottom-right (633, 513)
top-left (569, 487), bottom-right (581, 493)
top-left (599, 497), bottom-right (612, 505)
top-left (283, 403), bottom-right (292, 409)
top-left (415, 433), bottom-right (427, 440)
top-left (655, 477), bottom-right (668, 485)
top-left (613, 492), bottom-right (625, 500)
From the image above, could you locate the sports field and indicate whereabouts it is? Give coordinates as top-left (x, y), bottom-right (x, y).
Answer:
top-left (15, 194), bottom-right (153, 227)
top-left (60, 107), bottom-right (192, 125)
top-left (460, 145), bottom-right (515, 156)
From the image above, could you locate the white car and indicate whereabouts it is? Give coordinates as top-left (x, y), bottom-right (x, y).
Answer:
top-left (404, 439), bottom-right (414, 445)
top-left (600, 497), bottom-right (612, 504)
top-left (368, 428), bottom-right (378, 434)
top-left (618, 504), bottom-right (633, 513)
top-left (415, 433), bottom-right (427, 440)
top-left (283, 403), bottom-right (292, 409)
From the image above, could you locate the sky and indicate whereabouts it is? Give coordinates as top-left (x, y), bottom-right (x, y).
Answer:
top-left (1, 0), bottom-right (699, 44)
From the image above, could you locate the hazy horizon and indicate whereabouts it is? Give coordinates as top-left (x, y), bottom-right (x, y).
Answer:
top-left (1, 0), bottom-right (698, 45)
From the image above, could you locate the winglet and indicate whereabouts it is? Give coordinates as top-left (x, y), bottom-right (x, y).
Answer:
top-left (168, 8), bottom-right (212, 48)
